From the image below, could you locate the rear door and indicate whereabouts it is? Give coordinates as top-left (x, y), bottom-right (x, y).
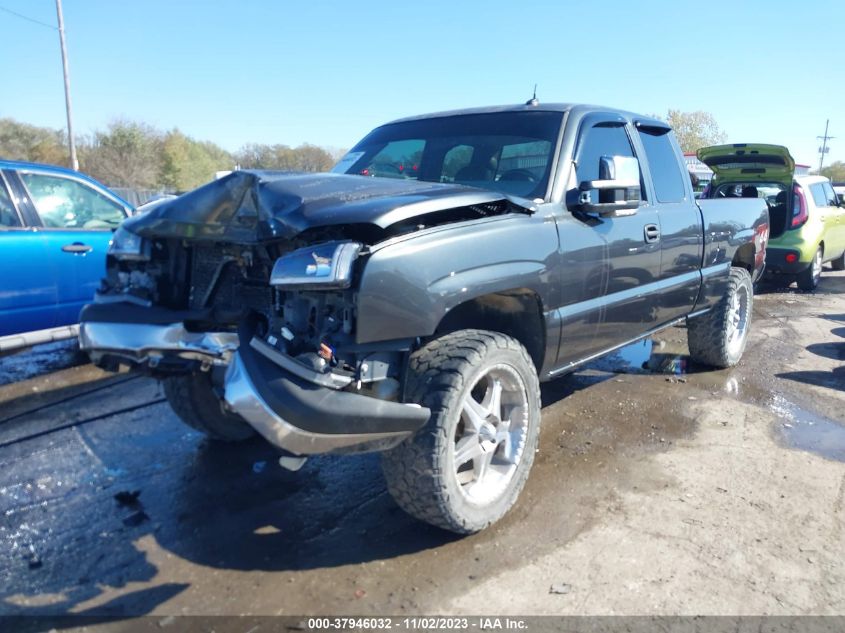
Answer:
top-left (13, 170), bottom-right (128, 327)
top-left (822, 181), bottom-right (845, 257)
top-left (809, 181), bottom-right (845, 259)
top-left (0, 171), bottom-right (57, 336)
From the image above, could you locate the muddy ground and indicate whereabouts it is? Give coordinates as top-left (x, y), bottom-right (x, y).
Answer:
top-left (0, 271), bottom-right (843, 619)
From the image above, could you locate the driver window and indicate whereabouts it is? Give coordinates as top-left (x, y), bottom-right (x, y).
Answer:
top-left (19, 173), bottom-right (125, 229)
top-left (822, 182), bottom-right (839, 207)
top-left (574, 123), bottom-right (642, 204)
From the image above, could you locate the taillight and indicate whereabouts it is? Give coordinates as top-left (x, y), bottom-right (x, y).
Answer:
top-left (791, 184), bottom-right (808, 228)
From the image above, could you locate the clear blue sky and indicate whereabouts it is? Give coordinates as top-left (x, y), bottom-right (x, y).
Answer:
top-left (1, 0), bottom-right (843, 167)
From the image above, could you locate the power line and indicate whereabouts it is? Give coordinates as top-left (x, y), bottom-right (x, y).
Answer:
top-left (0, 4), bottom-right (57, 30)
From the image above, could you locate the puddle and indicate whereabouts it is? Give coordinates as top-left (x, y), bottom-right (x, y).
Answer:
top-left (593, 339), bottom-right (689, 375)
top-left (771, 394), bottom-right (845, 463)
top-left (0, 341), bottom-right (86, 387)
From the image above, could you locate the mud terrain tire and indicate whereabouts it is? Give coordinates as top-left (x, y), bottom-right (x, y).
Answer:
top-left (381, 330), bottom-right (541, 534)
top-left (687, 266), bottom-right (753, 368)
top-left (164, 372), bottom-right (255, 442)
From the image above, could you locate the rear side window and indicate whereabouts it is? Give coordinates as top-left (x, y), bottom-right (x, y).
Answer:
top-left (0, 179), bottom-right (20, 227)
top-left (20, 172), bottom-right (125, 229)
top-left (637, 127), bottom-right (686, 203)
top-left (809, 183), bottom-right (828, 208)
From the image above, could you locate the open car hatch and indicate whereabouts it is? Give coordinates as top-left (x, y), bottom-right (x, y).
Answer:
top-left (697, 143), bottom-right (795, 185)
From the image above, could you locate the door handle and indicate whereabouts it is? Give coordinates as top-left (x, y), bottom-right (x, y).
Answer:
top-left (644, 224), bottom-right (660, 244)
top-left (62, 242), bottom-right (93, 254)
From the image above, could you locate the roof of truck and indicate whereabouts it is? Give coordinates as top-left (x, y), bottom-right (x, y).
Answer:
top-left (384, 103), bottom-right (662, 126)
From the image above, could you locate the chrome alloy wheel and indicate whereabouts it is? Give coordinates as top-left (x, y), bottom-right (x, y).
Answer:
top-left (725, 281), bottom-right (750, 357)
top-left (452, 364), bottom-right (529, 505)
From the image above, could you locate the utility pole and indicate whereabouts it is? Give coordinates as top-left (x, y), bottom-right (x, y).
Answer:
top-left (55, 0), bottom-right (78, 171)
top-left (817, 119), bottom-right (834, 174)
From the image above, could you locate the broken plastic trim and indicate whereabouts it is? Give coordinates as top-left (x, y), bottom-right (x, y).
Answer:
top-left (249, 336), bottom-right (353, 389)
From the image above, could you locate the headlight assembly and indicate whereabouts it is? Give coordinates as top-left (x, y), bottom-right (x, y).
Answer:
top-left (108, 226), bottom-right (150, 261)
top-left (271, 241), bottom-right (362, 289)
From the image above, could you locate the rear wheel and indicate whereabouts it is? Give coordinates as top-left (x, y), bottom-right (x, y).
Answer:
top-left (381, 330), bottom-right (541, 534)
top-left (687, 266), bottom-right (753, 368)
top-left (163, 372), bottom-right (255, 441)
top-left (797, 246), bottom-right (823, 291)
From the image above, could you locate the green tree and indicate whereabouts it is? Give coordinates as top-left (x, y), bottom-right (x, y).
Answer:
top-left (161, 129), bottom-right (233, 191)
top-left (0, 118), bottom-right (68, 166)
top-left (666, 110), bottom-right (727, 154)
top-left (820, 161), bottom-right (845, 182)
top-left (235, 143), bottom-right (334, 172)
top-left (80, 120), bottom-right (163, 188)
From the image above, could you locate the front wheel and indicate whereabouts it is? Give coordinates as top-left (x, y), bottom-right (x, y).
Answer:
top-left (830, 249), bottom-right (845, 271)
top-left (797, 247), bottom-right (823, 291)
top-left (163, 372), bottom-right (256, 442)
top-left (687, 266), bottom-right (753, 368)
top-left (381, 330), bottom-right (541, 534)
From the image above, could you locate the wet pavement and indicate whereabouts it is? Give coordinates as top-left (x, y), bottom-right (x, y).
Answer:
top-left (1, 271), bottom-right (844, 618)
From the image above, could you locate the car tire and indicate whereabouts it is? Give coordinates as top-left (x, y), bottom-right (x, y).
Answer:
top-left (830, 250), bottom-right (845, 271)
top-left (797, 247), bottom-right (823, 291)
top-left (163, 372), bottom-right (256, 442)
top-left (381, 330), bottom-right (541, 534)
top-left (687, 266), bottom-right (753, 368)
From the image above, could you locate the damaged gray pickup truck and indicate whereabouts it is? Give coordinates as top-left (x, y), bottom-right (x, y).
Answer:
top-left (80, 103), bottom-right (769, 533)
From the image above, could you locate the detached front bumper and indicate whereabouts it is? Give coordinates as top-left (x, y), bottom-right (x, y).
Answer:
top-left (79, 312), bottom-right (429, 455)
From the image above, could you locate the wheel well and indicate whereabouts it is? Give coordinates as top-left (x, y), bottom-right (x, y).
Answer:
top-left (731, 243), bottom-right (755, 273)
top-left (434, 290), bottom-right (546, 372)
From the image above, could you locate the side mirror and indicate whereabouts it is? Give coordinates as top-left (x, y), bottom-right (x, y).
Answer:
top-left (576, 155), bottom-right (641, 217)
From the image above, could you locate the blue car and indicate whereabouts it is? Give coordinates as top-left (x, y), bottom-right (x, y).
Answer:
top-left (0, 160), bottom-right (133, 353)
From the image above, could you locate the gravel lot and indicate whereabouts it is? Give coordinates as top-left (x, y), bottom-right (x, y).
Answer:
top-left (1, 271), bottom-right (843, 619)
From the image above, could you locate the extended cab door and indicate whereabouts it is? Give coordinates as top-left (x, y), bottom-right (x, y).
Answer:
top-left (634, 124), bottom-right (704, 323)
top-left (12, 169), bottom-right (128, 329)
top-left (0, 171), bottom-right (58, 336)
top-left (555, 115), bottom-right (662, 365)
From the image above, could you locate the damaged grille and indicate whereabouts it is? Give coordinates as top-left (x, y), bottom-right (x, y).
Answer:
top-left (188, 245), bottom-right (273, 320)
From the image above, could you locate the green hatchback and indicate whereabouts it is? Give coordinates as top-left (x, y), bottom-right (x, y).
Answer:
top-left (698, 144), bottom-right (845, 290)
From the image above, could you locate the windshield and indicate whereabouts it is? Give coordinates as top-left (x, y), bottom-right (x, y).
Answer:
top-left (333, 111), bottom-right (563, 200)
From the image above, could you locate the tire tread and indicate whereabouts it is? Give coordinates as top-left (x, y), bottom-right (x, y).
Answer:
top-left (381, 329), bottom-right (540, 534)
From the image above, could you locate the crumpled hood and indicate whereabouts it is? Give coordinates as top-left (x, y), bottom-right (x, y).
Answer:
top-left (123, 170), bottom-right (529, 243)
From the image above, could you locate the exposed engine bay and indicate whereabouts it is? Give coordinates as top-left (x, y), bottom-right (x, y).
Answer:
top-left (90, 170), bottom-right (533, 404)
